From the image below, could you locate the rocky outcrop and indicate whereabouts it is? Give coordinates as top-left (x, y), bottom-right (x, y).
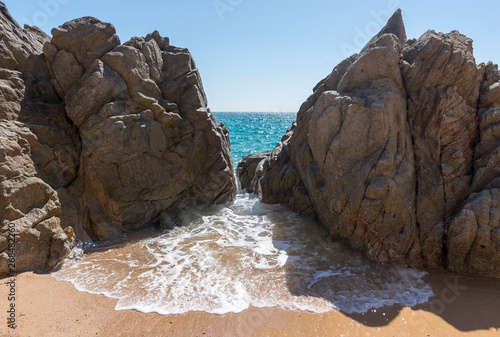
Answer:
top-left (257, 10), bottom-right (500, 278)
top-left (0, 2), bottom-right (76, 274)
top-left (0, 121), bottom-right (74, 274)
top-left (446, 62), bottom-right (500, 277)
top-left (0, 3), bottom-right (236, 274)
top-left (402, 30), bottom-right (483, 267)
top-left (43, 17), bottom-right (236, 240)
top-left (236, 150), bottom-right (271, 192)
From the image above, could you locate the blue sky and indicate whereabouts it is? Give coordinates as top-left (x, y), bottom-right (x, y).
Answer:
top-left (5, 0), bottom-right (499, 112)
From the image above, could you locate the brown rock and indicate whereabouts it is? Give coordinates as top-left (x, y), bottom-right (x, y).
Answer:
top-left (50, 16), bottom-right (120, 69)
top-left (0, 120), bottom-right (74, 274)
top-left (44, 17), bottom-right (236, 239)
top-left (0, 2), bottom-right (235, 276)
top-left (445, 60), bottom-right (500, 278)
top-left (0, 3), bottom-right (80, 190)
top-left (402, 30), bottom-right (482, 267)
top-left (259, 140), bottom-right (299, 205)
top-left (236, 150), bottom-right (271, 192)
top-left (0, 2), bottom-right (78, 276)
top-left (51, 49), bottom-right (84, 95)
top-left (258, 10), bottom-right (500, 277)
top-left (260, 10), bottom-right (420, 265)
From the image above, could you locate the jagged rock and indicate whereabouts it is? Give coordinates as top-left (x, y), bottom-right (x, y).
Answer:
top-left (447, 178), bottom-right (500, 278)
top-left (0, 2), bottom-right (80, 190)
top-left (261, 10), bottom-right (420, 265)
top-left (257, 133), bottom-right (316, 217)
top-left (51, 50), bottom-right (85, 95)
top-left (236, 150), bottom-right (271, 192)
top-left (402, 30), bottom-right (482, 267)
top-left (446, 62), bottom-right (500, 278)
top-left (45, 16), bottom-right (236, 239)
top-left (50, 17), bottom-right (120, 70)
top-left (0, 4), bottom-right (47, 75)
top-left (19, 73), bottom-right (80, 189)
top-left (259, 140), bottom-right (300, 205)
top-left (0, 121), bottom-right (74, 274)
top-left (472, 63), bottom-right (500, 192)
top-left (0, 2), bottom-right (77, 275)
top-left (258, 9), bottom-right (500, 277)
top-left (0, 2), bottom-right (236, 275)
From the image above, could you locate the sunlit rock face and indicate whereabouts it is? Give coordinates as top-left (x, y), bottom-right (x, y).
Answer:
top-left (0, 2), bottom-right (236, 275)
top-left (45, 16), bottom-right (236, 240)
top-left (257, 10), bottom-right (500, 278)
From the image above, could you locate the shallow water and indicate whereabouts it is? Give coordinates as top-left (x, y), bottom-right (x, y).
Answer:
top-left (54, 193), bottom-right (433, 315)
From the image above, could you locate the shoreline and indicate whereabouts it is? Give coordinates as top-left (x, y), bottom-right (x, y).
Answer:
top-left (1, 269), bottom-right (499, 336)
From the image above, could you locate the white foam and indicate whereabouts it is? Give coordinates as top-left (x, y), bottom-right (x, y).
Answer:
top-left (53, 193), bottom-right (433, 315)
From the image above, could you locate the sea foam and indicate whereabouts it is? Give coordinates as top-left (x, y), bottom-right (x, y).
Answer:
top-left (53, 193), bottom-right (433, 315)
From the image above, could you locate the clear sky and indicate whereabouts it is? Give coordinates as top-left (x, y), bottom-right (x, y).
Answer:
top-left (4, 0), bottom-right (499, 112)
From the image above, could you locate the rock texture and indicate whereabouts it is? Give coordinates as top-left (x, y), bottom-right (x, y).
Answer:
top-left (0, 121), bottom-right (74, 274)
top-left (236, 150), bottom-right (271, 192)
top-left (0, 3), bottom-right (236, 275)
top-left (0, 3), bottom-right (76, 274)
top-left (44, 17), bottom-right (236, 240)
top-left (257, 10), bottom-right (500, 278)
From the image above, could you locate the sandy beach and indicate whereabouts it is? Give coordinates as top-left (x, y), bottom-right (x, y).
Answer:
top-left (0, 269), bottom-right (499, 336)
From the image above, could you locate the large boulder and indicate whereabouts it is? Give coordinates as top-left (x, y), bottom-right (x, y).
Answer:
top-left (44, 18), bottom-right (236, 240)
top-left (0, 2), bottom-right (236, 275)
top-left (402, 30), bottom-right (483, 267)
top-left (258, 10), bottom-right (500, 278)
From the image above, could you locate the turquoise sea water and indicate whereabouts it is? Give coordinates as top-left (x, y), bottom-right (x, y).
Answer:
top-left (213, 112), bottom-right (296, 166)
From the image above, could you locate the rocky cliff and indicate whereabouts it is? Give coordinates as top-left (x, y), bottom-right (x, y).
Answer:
top-left (257, 10), bottom-right (500, 278)
top-left (0, 3), bottom-right (236, 274)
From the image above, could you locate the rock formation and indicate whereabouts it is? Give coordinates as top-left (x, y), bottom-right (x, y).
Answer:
top-left (0, 3), bottom-right (77, 275)
top-left (0, 2), bottom-right (236, 275)
top-left (236, 150), bottom-right (271, 192)
top-left (44, 16), bottom-right (236, 240)
top-left (257, 10), bottom-right (500, 278)
top-left (0, 121), bottom-right (74, 274)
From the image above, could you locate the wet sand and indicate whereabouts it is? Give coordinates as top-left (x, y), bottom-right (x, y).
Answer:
top-left (1, 269), bottom-right (499, 336)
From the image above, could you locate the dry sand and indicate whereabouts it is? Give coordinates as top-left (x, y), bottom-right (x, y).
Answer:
top-left (1, 268), bottom-right (499, 336)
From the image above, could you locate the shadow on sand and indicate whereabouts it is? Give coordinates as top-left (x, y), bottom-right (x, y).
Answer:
top-left (265, 209), bottom-right (500, 333)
